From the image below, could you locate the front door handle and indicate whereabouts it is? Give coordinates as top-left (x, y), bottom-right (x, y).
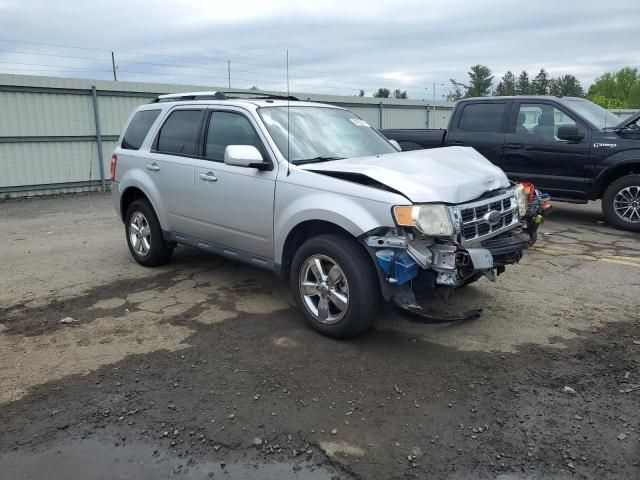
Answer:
top-left (506, 143), bottom-right (524, 150)
top-left (146, 163), bottom-right (160, 171)
top-left (199, 172), bottom-right (218, 182)
top-left (449, 140), bottom-right (464, 146)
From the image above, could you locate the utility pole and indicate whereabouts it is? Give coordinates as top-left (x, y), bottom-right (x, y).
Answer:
top-left (111, 52), bottom-right (117, 81)
top-left (227, 60), bottom-right (231, 88)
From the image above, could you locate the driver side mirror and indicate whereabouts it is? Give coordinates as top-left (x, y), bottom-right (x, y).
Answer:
top-left (224, 145), bottom-right (270, 170)
top-left (557, 125), bottom-right (584, 142)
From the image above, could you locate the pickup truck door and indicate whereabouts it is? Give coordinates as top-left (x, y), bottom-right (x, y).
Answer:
top-left (502, 101), bottom-right (591, 200)
top-left (445, 101), bottom-right (509, 166)
top-left (192, 108), bottom-right (277, 260)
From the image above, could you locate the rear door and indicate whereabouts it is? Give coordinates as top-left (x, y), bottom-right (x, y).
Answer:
top-left (146, 108), bottom-right (205, 234)
top-left (192, 107), bottom-right (277, 259)
top-left (502, 101), bottom-right (590, 199)
top-left (446, 101), bottom-right (509, 166)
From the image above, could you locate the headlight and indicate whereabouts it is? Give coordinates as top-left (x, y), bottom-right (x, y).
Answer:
top-left (393, 204), bottom-right (454, 237)
top-left (514, 184), bottom-right (528, 217)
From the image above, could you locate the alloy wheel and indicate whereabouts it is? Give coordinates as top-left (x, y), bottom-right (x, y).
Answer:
top-left (129, 211), bottom-right (151, 256)
top-left (613, 186), bottom-right (640, 224)
top-left (299, 254), bottom-right (349, 324)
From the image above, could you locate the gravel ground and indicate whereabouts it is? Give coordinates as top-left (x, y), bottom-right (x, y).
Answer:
top-left (0, 192), bottom-right (638, 479)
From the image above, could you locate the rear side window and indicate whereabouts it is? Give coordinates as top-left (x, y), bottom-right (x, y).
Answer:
top-left (155, 110), bottom-right (203, 155)
top-left (121, 109), bottom-right (161, 150)
top-left (458, 103), bottom-right (506, 133)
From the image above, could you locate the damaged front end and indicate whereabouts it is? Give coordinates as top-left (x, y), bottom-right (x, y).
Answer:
top-left (361, 185), bottom-right (547, 322)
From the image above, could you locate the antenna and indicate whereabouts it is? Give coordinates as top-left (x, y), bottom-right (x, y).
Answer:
top-left (286, 49), bottom-right (291, 177)
top-left (604, 98), bottom-right (610, 130)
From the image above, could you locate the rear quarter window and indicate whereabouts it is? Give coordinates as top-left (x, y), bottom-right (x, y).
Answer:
top-left (121, 109), bottom-right (161, 150)
top-left (457, 103), bottom-right (507, 133)
top-left (154, 109), bottom-right (203, 156)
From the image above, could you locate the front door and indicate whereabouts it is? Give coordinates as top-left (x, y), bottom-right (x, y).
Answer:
top-left (502, 102), bottom-right (591, 200)
top-left (193, 108), bottom-right (277, 259)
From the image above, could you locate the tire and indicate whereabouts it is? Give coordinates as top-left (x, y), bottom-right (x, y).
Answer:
top-left (602, 174), bottom-right (640, 232)
top-left (125, 199), bottom-right (173, 267)
top-left (290, 234), bottom-right (380, 339)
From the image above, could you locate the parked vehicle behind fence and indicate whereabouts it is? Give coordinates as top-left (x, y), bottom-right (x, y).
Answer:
top-left (383, 96), bottom-right (640, 231)
top-left (111, 91), bottom-right (537, 338)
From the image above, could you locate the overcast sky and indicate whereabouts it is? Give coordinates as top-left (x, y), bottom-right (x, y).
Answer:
top-left (0, 0), bottom-right (638, 99)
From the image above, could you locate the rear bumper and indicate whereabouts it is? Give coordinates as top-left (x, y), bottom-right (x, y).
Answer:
top-left (111, 181), bottom-right (122, 221)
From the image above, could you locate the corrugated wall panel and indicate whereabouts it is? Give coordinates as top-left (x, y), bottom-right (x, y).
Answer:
top-left (382, 107), bottom-right (429, 129)
top-left (0, 141), bottom-right (101, 186)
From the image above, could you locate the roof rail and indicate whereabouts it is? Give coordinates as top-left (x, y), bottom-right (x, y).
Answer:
top-left (152, 90), bottom-right (299, 103)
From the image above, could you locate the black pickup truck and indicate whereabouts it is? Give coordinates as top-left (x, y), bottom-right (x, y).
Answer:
top-left (382, 96), bottom-right (640, 231)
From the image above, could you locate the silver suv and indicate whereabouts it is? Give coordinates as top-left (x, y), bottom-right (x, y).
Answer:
top-left (111, 91), bottom-right (533, 338)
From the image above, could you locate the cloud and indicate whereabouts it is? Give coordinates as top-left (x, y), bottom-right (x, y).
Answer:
top-left (0, 0), bottom-right (638, 98)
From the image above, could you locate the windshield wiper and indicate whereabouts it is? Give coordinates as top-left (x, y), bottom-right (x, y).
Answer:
top-left (293, 156), bottom-right (345, 165)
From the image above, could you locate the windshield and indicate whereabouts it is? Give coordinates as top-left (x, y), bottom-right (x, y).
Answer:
top-left (559, 98), bottom-right (622, 130)
top-left (258, 106), bottom-right (397, 163)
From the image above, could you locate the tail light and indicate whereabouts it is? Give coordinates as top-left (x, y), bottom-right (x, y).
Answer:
top-left (110, 154), bottom-right (117, 181)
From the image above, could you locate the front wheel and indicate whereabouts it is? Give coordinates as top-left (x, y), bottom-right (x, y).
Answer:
top-left (290, 234), bottom-right (380, 339)
top-left (602, 175), bottom-right (640, 232)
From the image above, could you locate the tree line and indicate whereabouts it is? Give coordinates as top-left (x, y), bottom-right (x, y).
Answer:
top-left (364, 65), bottom-right (640, 109)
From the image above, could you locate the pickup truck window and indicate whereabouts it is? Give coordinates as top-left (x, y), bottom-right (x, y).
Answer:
top-left (155, 109), bottom-right (202, 156)
top-left (458, 103), bottom-right (507, 133)
top-left (122, 109), bottom-right (160, 150)
top-left (559, 98), bottom-right (621, 130)
top-left (517, 103), bottom-right (577, 142)
top-left (205, 111), bottom-right (264, 162)
top-left (258, 106), bottom-right (396, 163)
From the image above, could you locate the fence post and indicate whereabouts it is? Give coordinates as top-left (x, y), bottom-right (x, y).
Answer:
top-left (426, 104), bottom-right (430, 128)
top-left (90, 86), bottom-right (106, 191)
top-left (378, 102), bottom-right (383, 129)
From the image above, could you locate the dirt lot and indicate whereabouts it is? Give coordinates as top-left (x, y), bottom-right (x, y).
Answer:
top-left (0, 192), bottom-right (638, 479)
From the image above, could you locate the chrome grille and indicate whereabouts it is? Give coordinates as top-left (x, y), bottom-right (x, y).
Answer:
top-left (450, 190), bottom-right (519, 244)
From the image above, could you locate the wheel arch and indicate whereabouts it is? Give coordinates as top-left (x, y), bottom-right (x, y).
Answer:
top-left (594, 157), bottom-right (640, 198)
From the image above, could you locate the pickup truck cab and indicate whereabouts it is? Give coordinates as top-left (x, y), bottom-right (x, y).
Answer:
top-left (111, 91), bottom-right (534, 339)
top-left (383, 96), bottom-right (640, 231)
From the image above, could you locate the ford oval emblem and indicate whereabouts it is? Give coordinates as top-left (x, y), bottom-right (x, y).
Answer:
top-left (484, 210), bottom-right (502, 226)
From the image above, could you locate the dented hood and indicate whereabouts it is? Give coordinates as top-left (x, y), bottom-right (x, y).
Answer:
top-left (298, 146), bottom-right (510, 204)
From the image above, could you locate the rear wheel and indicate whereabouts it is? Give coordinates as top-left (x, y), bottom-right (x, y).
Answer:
top-left (602, 175), bottom-right (640, 232)
top-left (290, 234), bottom-right (379, 339)
top-left (125, 199), bottom-right (173, 266)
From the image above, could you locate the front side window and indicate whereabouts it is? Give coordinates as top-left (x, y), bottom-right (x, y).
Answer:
top-left (458, 103), bottom-right (507, 133)
top-left (122, 109), bottom-right (160, 150)
top-left (258, 106), bottom-right (396, 164)
top-left (516, 104), bottom-right (577, 142)
top-left (155, 109), bottom-right (202, 155)
top-left (205, 111), bottom-right (264, 161)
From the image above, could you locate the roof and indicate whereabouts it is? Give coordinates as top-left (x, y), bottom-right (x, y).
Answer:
top-left (459, 95), bottom-right (584, 102)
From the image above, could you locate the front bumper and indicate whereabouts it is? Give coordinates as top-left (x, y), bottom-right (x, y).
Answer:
top-left (362, 226), bottom-right (531, 300)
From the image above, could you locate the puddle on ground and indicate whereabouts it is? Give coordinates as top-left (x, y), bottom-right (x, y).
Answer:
top-left (0, 437), bottom-right (344, 480)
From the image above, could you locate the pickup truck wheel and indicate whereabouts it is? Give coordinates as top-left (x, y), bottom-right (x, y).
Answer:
top-left (602, 175), bottom-right (640, 232)
top-left (290, 234), bottom-right (379, 339)
top-left (125, 199), bottom-right (173, 267)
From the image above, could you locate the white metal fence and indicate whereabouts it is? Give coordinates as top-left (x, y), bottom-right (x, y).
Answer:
top-left (0, 73), bottom-right (637, 198)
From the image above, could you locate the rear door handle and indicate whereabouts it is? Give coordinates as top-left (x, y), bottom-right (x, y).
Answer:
top-left (199, 172), bottom-right (218, 182)
top-left (506, 143), bottom-right (524, 149)
top-left (146, 163), bottom-right (160, 171)
top-left (449, 141), bottom-right (464, 146)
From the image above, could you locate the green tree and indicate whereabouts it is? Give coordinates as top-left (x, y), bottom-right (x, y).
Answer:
top-left (495, 71), bottom-right (516, 96)
top-left (373, 88), bottom-right (391, 98)
top-left (249, 85), bottom-right (260, 90)
top-left (450, 65), bottom-right (493, 98)
top-left (588, 67), bottom-right (640, 108)
top-left (358, 89), bottom-right (365, 97)
top-left (531, 69), bottom-right (550, 95)
top-left (393, 89), bottom-right (408, 99)
top-left (549, 75), bottom-right (584, 97)
top-left (516, 71), bottom-right (531, 95)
